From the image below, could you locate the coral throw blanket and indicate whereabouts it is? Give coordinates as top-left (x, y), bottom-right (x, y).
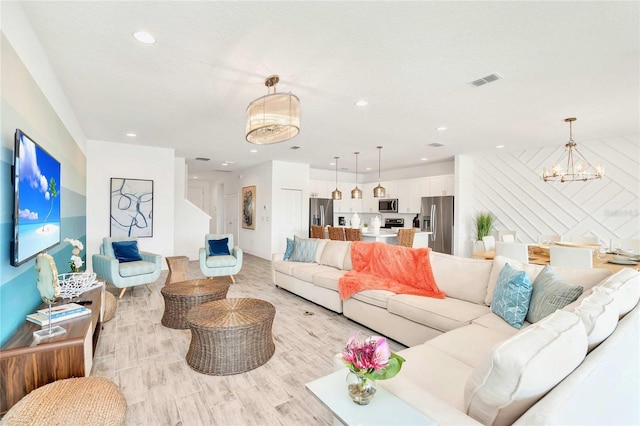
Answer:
top-left (338, 242), bottom-right (445, 300)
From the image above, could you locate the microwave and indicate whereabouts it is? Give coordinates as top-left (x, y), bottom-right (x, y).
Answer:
top-left (378, 199), bottom-right (398, 213)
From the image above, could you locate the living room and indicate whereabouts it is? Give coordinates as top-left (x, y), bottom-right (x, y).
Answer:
top-left (1, 1), bottom-right (638, 424)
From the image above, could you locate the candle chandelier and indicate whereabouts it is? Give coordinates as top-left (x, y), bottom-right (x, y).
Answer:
top-left (541, 117), bottom-right (604, 183)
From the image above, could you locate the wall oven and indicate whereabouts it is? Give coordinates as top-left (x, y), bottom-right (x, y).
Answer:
top-left (378, 199), bottom-right (398, 213)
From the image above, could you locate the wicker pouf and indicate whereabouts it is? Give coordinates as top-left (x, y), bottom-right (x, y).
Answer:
top-left (1, 377), bottom-right (127, 426)
top-left (186, 298), bottom-right (276, 375)
top-left (161, 278), bottom-right (230, 329)
top-left (103, 291), bottom-right (117, 322)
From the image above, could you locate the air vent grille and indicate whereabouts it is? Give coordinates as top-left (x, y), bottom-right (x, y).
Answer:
top-left (290, 146), bottom-right (301, 150)
top-left (469, 73), bottom-right (502, 87)
top-left (428, 142), bottom-right (445, 147)
top-left (195, 157), bottom-right (210, 161)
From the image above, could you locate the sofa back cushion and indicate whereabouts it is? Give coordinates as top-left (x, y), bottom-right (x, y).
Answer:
top-left (574, 287), bottom-right (618, 351)
top-left (596, 269), bottom-right (640, 318)
top-left (464, 310), bottom-right (587, 426)
top-left (315, 239), bottom-right (328, 263)
top-left (430, 252), bottom-right (492, 304)
top-left (320, 241), bottom-right (351, 270)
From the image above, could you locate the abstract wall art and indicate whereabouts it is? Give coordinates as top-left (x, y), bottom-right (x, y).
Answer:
top-left (242, 185), bottom-right (256, 230)
top-left (110, 178), bottom-right (154, 237)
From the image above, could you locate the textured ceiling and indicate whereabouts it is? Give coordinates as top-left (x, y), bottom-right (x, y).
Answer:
top-left (16, 1), bottom-right (640, 176)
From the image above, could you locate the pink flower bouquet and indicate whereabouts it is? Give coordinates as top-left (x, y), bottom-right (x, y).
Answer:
top-left (341, 333), bottom-right (405, 380)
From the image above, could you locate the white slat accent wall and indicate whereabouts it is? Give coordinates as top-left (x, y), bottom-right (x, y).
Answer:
top-left (472, 134), bottom-right (639, 245)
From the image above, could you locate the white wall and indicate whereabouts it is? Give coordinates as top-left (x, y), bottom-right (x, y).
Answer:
top-left (86, 140), bottom-right (175, 270)
top-left (272, 161), bottom-right (310, 254)
top-left (237, 161), bottom-right (272, 259)
top-left (454, 155), bottom-right (475, 257)
top-left (470, 134), bottom-right (640, 245)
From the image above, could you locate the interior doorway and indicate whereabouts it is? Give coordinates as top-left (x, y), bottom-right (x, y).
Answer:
top-left (224, 192), bottom-right (238, 244)
top-left (275, 188), bottom-right (303, 253)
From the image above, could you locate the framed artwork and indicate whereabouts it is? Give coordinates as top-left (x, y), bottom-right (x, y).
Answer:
top-left (242, 185), bottom-right (256, 230)
top-left (110, 178), bottom-right (154, 237)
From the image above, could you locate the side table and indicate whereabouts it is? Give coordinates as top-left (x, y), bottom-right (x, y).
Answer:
top-left (165, 255), bottom-right (189, 286)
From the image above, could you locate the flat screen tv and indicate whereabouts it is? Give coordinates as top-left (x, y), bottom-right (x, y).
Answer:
top-left (11, 129), bottom-right (61, 266)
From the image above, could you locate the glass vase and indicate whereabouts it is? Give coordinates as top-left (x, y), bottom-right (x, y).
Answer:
top-left (346, 370), bottom-right (377, 405)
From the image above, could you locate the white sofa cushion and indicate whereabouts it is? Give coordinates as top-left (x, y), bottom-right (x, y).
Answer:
top-left (312, 269), bottom-right (347, 291)
top-left (273, 260), bottom-right (307, 275)
top-left (426, 324), bottom-right (512, 368)
top-left (291, 264), bottom-right (333, 283)
top-left (430, 252), bottom-right (493, 304)
top-left (388, 294), bottom-right (490, 333)
top-left (574, 287), bottom-right (618, 351)
top-left (351, 289), bottom-right (396, 308)
top-left (472, 312), bottom-right (527, 335)
top-left (320, 241), bottom-right (351, 270)
top-left (315, 239), bottom-right (328, 263)
top-left (464, 310), bottom-right (587, 426)
top-left (596, 268), bottom-right (640, 317)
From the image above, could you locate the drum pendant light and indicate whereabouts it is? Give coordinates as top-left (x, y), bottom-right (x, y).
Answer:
top-left (373, 146), bottom-right (386, 197)
top-left (246, 75), bottom-right (300, 144)
top-left (351, 152), bottom-right (362, 199)
top-left (331, 157), bottom-right (342, 200)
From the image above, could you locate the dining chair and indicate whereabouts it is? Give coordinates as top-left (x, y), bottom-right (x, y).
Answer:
top-left (571, 235), bottom-right (599, 245)
top-left (328, 226), bottom-right (346, 241)
top-left (495, 242), bottom-right (529, 264)
top-left (498, 230), bottom-right (517, 243)
top-left (482, 235), bottom-right (496, 251)
top-left (397, 228), bottom-right (416, 247)
top-left (550, 245), bottom-right (593, 268)
top-left (610, 238), bottom-right (640, 254)
top-left (538, 234), bottom-right (562, 244)
top-left (311, 225), bottom-right (325, 239)
top-left (344, 228), bottom-right (362, 242)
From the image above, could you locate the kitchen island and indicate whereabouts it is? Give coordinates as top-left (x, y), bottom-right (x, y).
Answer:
top-left (362, 229), bottom-right (432, 248)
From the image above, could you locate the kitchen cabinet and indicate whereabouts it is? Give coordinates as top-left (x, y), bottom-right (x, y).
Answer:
top-left (310, 179), bottom-right (331, 199)
top-left (362, 183), bottom-right (379, 213)
top-left (398, 178), bottom-right (423, 213)
top-left (430, 175), bottom-right (455, 196)
top-left (334, 181), bottom-right (363, 213)
top-left (379, 180), bottom-right (399, 199)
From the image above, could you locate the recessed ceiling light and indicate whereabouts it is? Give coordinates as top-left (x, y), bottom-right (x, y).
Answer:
top-left (193, 176), bottom-right (198, 179)
top-left (224, 160), bottom-right (235, 164)
top-left (133, 31), bottom-right (156, 44)
top-left (126, 132), bottom-right (137, 137)
top-left (329, 162), bottom-right (335, 166)
top-left (250, 149), bottom-right (258, 153)
top-left (222, 163), bottom-right (229, 166)
top-left (421, 158), bottom-right (428, 161)
top-left (496, 145), bottom-right (505, 149)
top-left (436, 126), bottom-right (447, 131)
top-left (365, 167), bottom-right (372, 171)
top-left (355, 100), bottom-right (368, 107)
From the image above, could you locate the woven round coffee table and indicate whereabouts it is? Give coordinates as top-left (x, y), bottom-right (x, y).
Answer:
top-left (161, 278), bottom-right (230, 329)
top-left (186, 298), bottom-right (276, 375)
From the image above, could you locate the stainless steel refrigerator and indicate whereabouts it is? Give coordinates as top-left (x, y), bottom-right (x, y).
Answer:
top-left (309, 198), bottom-right (333, 237)
top-left (421, 196), bottom-right (454, 254)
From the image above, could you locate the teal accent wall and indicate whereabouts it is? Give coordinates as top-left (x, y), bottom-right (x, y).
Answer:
top-left (1, 34), bottom-right (87, 346)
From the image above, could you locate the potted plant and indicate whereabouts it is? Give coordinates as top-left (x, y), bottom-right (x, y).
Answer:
top-left (474, 212), bottom-right (495, 251)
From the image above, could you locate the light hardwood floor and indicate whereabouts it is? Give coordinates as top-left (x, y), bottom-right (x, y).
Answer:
top-left (93, 254), bottom-right (406, 426)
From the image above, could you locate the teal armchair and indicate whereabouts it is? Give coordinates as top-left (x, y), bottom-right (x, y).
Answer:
top-left (92, 237), bottom-right (162, 298)
top-left (199, 233), bottom-right (243, 283)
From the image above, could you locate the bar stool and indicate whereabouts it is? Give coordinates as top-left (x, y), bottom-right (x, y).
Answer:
top-left (345, 228), bottom-right (362, 241)
top-left (328, 226), bottom-right (345, 241)
top-left (397, 228), bottom-right (416, 247)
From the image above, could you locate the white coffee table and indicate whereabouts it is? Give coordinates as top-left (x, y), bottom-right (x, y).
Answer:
top-left (306, 369), bottom-right (436, 425)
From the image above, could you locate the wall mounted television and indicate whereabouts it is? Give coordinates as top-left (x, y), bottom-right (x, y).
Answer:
top-left (11, 129), bottom-right (61, 266)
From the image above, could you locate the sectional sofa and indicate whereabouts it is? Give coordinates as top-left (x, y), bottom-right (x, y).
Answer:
top-left (272, 239), bottom-right (640, 425)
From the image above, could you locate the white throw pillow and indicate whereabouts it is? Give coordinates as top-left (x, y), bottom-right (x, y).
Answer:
top-left (464, 310), bottom-right (587, 426)
top-left (320, 241), bottom-right (350, 270)
top-left (574, 287), bottom-right (619, 351)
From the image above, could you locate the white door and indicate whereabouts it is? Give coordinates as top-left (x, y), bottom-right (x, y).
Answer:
top-left (275, 189), bottom-right (303, 253)
top-left (224, 193), bottom-right (238, 244)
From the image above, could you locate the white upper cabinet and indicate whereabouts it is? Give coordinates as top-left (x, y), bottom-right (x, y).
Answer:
top-left (362, 183), bottom-right (379, 213)
top-left (398, 178), bottom-right (423, 213)
top-left (430, 175), bottom-right (455, 196)
top-left (379, 181), bottom-right (399, 199)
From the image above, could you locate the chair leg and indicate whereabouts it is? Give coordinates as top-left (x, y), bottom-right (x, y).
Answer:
top-left (229, 275), bottom-right (235, 284)
top-left (145, 284), bottom-right (153, 293)
top-left (118, 288), bottom-right (127, 299)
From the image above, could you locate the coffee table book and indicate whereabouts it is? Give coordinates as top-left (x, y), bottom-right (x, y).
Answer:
top-left (27, 308), bottom-right (91, 326)
top-left (37, 303), bottom-right (87, 319)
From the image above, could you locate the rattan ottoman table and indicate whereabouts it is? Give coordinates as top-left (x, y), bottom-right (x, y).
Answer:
top-left (185, 298), bottom-right (276, 375)
top-left (161, 278), bottom-right (230, 329)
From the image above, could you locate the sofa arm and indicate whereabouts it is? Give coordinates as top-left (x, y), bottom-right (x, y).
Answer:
top-left (199, 247), bottom-right (207, 263)
top-left (272, 252), bottom-right (285, 262)
top-left (92, 254), bottom-right (120, 285)
top-left (139, 251), bottom-right (162, 268)
top-left (232, 246), bottom-right (243, 265)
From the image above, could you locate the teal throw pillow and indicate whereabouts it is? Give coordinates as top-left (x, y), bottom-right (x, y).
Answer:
top-left (526, 265), bottom-right (583, 323)
top-left (289, 236), bottom-right (318, 263)
top-left (283, 237), bottom-right (295, 261)
top-left (112, 241), bottom-right (143, 263)
top-left (491, 263), bottom-right (533, 329)
top-left (208, 238), bottom-right (230, 256)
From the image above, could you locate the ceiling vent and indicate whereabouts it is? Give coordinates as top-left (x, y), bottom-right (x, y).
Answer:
top-left (195, 157), bottom-right (210, 161)
top-left (290, 146), bottom-right (301, 150)
top-left (469, 73), bottom-right (502, 87)
top-left (428, 142), bottom-right (445, 147)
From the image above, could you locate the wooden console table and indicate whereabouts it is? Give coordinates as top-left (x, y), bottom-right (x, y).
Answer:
top-left (0, 284), bottom-right (104, 414)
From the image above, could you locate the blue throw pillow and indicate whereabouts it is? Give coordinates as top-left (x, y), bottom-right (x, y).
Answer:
top-left (283, 237), bottom-right (295, 261)
top-left (112, 240), bottom-right (143, 263)
top-left (208, 238), bottom-right (230, 256)
top-left (288, 236), bottom-right (318, 263)
top-left (491, 263), bottom-right (533, 329)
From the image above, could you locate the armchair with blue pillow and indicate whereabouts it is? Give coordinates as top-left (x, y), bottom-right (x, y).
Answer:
top-left (92, 237), bottom-right (162, 298)
top-left (199, 233), bottom-right (243, 283)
